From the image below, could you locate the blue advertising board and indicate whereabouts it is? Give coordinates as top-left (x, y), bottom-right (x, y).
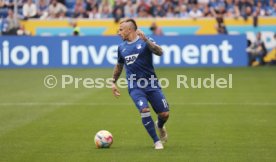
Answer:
top-left (0, 35), bottom-right (248, 68)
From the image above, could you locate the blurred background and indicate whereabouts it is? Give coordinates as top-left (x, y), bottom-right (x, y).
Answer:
top-left (0, 0), bottom-right (275, 67)
top-left (0, 1), bottom-right (276, 162)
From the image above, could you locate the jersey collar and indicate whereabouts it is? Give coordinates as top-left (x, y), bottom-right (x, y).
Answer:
top-left (127, 36), bottom-right (140, 44)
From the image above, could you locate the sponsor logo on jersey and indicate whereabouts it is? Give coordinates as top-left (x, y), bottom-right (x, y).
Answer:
top-left (125, 53), bottom-right (139, 65)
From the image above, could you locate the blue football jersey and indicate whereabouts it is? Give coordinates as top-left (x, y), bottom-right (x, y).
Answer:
top-left (117, 37), bottom-right (161, 89)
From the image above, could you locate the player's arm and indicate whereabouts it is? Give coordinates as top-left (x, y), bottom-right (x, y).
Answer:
top-left (136, 29), bottom-right (163, 56)
top-left (112, 63), bottom-right (124, 97)
top-left (112, 63), bottom-right (124, 84)
top-left (145, 39), bottom-right (163, 56)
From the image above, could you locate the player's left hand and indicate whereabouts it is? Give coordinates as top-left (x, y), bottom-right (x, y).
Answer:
top-left (111, 83), bottom-right (120, 98)
top-left (136, 29), bottom-right (147, 42)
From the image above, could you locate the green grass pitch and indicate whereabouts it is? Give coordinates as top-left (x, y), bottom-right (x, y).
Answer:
top-left (0, 67), bottom-right (275, 162)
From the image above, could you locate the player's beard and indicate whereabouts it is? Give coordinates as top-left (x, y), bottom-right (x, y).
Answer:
top-left (120, 31), bottom-right (130, 41)
top-left (121, 34), bottom-right (126, 41)
top-left (124, 31), bottom-right (131, 41)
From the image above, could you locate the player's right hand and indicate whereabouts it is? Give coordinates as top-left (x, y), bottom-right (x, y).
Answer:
top-left (112, 83), bottom-right (120, 98)
top-left (136, 29), bottom-right (147, 42)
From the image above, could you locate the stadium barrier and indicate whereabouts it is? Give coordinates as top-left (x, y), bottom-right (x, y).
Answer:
top-left (0, 35), bottom-right (247, 68)
top-left (20, 18), bottom-right (276, 52)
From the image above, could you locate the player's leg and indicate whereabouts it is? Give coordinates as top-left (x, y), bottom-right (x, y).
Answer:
top-left (147, 89), bottom-right (169, 143)
top-left (157, 111), bottom-right (169, 130)
top-left (129, 89), bottom-right (163, 149)
top-left (140, 107), bottom-right (163, 149)
top-left (156, 112), bottom-right (169, 143)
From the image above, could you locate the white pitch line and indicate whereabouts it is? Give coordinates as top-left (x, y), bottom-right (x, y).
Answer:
top-left (0, 102), bottom-right (276, 106)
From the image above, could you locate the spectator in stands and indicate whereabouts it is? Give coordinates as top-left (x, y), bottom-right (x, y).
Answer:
top-left (98, 0), bottom-right (112, 18)
top-left (252, 1), bottom-right (266, 27)
top-left (209, 0), bottom-right (226, 17)
top-left (37, 0), bottom-right (49, 19)
top-left (162, 0), bottom-right (174, 13)
top-left (2, 9), bottom-right (20, 35)
top-left (166, 6), bottom-right (175, 17)
top-left (270, 3), bottom-right (276, 16)
top-left (237, 0), bottom-right (253, 20)
top-left (177, 5), bottom-right (189, 18)
top-left (155, 4), bottom-right (166, 17)
top-left (112, 0), bottom-right (125, 22)
top-left (48, 0), bottom-right (67, 19)
top-left (198, 0), bottom-right (209, 6)
top-left (253, 1), bottom-right (265, 17)
top-left (57, 0), bottom-right (65, 5)
top-left (225, 0), bottom-right (240, 18)
top-left (171, 0), bottom-right (179, 5)
top-left (150, 22), bottom-right (163, 35)
top-left (0, 0), bottom-right (14, 9)
top-left (208, 0), bottom-right (219, 16)
top-left (189, 4), bottom-right (203, 19)
top-left (137, 0), bottom-right (151, 17)
top-left (73, 0), bottom-right (88, 18)
top-left (88, 7), bottom-right (101, 19)
top-left (189, 0), bottom-right (198, 4)
top-left (149, 0), bottom-right (158, 17)
top-left (177, 0), bottom-right (188, 6)
top-left (202, 4), bottom-right (212, 17)
top-left (129, 6), bottom-right (137, 18)
top-left (17, 24), bottom-right (31, 35)
top-left (86, 0), bottom-right (98, 15)
top-left (23, 0), bottom-right (37, 19)
top-left (265, 0), bottom-right (274, 16)
top-left (99, 5), bottom-right (112, 18)
top-left (0, 1), bottom-right (5, 8)
top-left (113, 7), bottom-right (124, 23)
top-left (248, 32), bottom-right (267, 65)
top-left (124, 1), bottom-right (137, 18)
top-left (138, 9), bottom-right (149, 18)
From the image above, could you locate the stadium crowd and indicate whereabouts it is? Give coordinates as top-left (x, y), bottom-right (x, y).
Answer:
top-left (0, 0), bottom-right (275, 20)
top-left (1, 0), bottom-right (276, 35)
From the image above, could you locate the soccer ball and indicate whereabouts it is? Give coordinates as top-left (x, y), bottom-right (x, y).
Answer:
top-left (94, 130), bottom-right (113, 148)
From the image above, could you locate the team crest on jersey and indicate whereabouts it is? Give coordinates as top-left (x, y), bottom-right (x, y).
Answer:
top-left (136, 44), bottom-right (142, 49)
top-left (125, 53), bottom-right (139, 65)
top-left (138, 100), bottom-right (143, 106)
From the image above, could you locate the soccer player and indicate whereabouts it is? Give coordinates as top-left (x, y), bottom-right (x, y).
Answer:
top-left (111, 18), bottom-right (169, 149)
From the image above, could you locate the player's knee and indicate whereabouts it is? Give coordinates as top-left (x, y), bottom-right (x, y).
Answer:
top-left (140, 108), bottom-right (150, 113)
top-left (140, 108), bottom-right (151, 119)
top-left (159, 112), bottom-right (169, 120)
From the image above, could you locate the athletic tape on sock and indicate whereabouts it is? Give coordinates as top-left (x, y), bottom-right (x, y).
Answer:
top-left (141, 112), bottom-right (151, 118)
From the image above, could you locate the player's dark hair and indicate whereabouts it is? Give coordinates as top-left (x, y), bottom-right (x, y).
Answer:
top-left (121, 18), bottom-right (137, 31)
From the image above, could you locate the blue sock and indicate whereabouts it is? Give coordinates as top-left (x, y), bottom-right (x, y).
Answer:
top-left (141, 112), bottom-right (159, 143)
top-left (157, 115), bottom-right (167, 128)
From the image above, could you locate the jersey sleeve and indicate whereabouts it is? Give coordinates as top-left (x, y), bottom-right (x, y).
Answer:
top-left (117, 46), bottom-right (124, 64)
top-left (146, 37), bottom-right (163, 55)
top-left (147, 37), bottom-right (156, 44)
